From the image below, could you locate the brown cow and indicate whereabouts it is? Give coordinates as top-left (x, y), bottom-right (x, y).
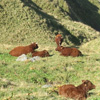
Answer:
top-left (55, 34), bottom-right (63, 47)
top-left (9, 43), bottom-right (38, 57)
top-left (59, 80), bottom-right (95, 100)
top-left (56, 46), bottom-right (82, 57)
top-left (32, 50), bottom-right (50, 57)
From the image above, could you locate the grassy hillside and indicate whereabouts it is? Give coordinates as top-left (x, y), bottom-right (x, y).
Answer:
top-left (0, 0), bottom-right (100, 46)
top-left (65, 0), bottom-right (100, 31)
top-left (0, 0), bottom-right (100, 100)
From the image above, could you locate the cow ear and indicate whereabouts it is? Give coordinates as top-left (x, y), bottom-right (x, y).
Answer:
top-left (82, 80), bottom-right (87, 86)
top-left (36, 42), bottom-right (38, 44)
top-left (82, 80), bottom-right (85, 83)
top-left (84, 83), bottom-right (87, 86)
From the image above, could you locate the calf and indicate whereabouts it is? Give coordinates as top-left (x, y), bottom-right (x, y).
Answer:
top-left (32, 50), bottom-right (50, 57)
top-left (56, 46), bottom-right (82, 57)
top-left (9, 43), bottom-right (38, 57)
top-left (55, 34), bottom-right (63, 47)
top-left (59, 80), bottom-right (95, 100)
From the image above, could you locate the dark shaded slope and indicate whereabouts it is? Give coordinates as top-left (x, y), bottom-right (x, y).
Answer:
top-left (66, 0), bottom-right (100, 31)
top-left (20, 0), bottom-right (81, 45)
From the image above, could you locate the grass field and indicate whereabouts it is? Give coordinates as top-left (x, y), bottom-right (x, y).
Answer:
top-left (0, 38), bottom-right (100, 100)
top-left (0, 0), bottom-right (100, 100)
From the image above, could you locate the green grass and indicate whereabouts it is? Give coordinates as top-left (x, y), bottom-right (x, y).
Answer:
top-left (0, 39), bottom-right (100, 99)
top-left (0, 0), bottom-right (100, 99)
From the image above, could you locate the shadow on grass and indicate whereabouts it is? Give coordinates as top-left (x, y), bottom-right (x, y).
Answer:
top-left (0, 5), bottom-right (3, 9)
top-left (96, 59), bottom-right (100, 61)
top-left (88, 92), bottom-right (97, 97)
top-left (65, 0), bottom-right (100, 31)
top-left (20, 0), bottom-right (81, 45)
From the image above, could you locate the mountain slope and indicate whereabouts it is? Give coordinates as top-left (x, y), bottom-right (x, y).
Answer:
top-left (0, 0), bottom-right (100, 46)
top-left (65, 0), bottom-right (100, 31)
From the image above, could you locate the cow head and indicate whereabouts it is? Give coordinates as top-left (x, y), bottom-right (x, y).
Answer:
top-left (82, 80), bottom-right (96, 92)
top-left (30, 42), bottom-right (38, 49)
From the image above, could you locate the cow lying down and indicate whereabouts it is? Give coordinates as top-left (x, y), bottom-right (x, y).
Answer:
top-left (32, 50), bottom-right (50, 57)
top-left (58, 80), bottom-right (95, 100)
top-left (9, 43), bottom-right (38, 57)
top-left (56, 46), bottom-right (83, 57)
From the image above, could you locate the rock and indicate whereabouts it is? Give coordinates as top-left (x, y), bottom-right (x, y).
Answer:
top-left (16, 54), bottom-right (27, 61)
top-left (42, 84), bottom-right (52, 88)
top-left (29, 56), bottom-right (40, 62)
top-left (16, 54), bottom-right (40, 62)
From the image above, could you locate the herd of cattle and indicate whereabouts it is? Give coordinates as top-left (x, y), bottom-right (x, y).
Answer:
top-left (9, 34), bottom-right (82, 57)
top-left (9, 34), bottom-right (95, 100)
